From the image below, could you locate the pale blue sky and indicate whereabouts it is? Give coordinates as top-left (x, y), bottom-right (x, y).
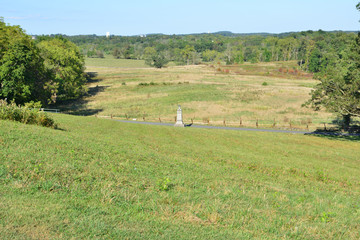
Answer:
top-left (2, 0), bottom-right (359, 35)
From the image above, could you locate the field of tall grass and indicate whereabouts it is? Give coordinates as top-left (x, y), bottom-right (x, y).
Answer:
top-left (1, 113), bottom-right (360, 239)
top-left (58, 58), bottom-right (342, 131)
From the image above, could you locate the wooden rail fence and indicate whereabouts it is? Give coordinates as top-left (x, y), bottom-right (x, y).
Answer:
top-left (95, 114), bottom-right (341, 132)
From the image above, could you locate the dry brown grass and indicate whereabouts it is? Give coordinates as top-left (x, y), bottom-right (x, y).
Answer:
top-left (60, 61), bottom-right (341, 130)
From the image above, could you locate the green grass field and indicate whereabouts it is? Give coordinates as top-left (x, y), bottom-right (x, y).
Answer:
top-left (85, 55), bottom-right (149, 68)
top-left (58, 58), bottom-right (342, 131)
top-left (1, 114), bottom-right (360, 239)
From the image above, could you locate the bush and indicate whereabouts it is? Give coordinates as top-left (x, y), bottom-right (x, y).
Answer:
top-left (157, 177), bottom-right (173, 191)
top-left (0, 100), bottom-right (57, 128)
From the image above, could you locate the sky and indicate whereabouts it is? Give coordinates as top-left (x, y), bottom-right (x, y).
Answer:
top-left (2, 0), bottom-right (359, 36)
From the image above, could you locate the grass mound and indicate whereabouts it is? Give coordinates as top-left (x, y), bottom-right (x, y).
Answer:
top-left (1, 114), bottom-right (360, 239)
top-left (0, 100), bottom-right (57, 128)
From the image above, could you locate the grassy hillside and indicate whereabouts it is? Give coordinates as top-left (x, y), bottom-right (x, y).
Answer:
top-left (59, 58), bottom-right (339, 131)
top-left (1, 114), bottom-right (360, 239)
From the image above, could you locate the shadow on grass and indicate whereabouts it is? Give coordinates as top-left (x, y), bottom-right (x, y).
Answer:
top-left (52, 72), bottom-right (107, 116)
top-left (307, 133), bottom-right (360, 142)
top-left (87, 85), bottom-right (109, 97)
top-left (306, 124), bottom-right (360, 142)
top-left (54, 126), bottom-right (67, 131)
top-left (86, 72), bottom-right (101, 84)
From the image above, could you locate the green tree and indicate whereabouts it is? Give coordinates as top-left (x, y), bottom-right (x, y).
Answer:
top-left (307, 48), bottom-right (322, 72)
top-left (143, 47), bottom-right (168, 68)
top-left (305, 3), bottom-right (360, 130)
top-left (262, 48), bottom-right (272, 62)
top-left (233, 50), bottom-right (244, 64)
top-left (0, 38), bottom-right (48, 104)
top-left (202, 49), bottom-right (219, 62)
top-left (112, 48), bottom-right (121, 59)
top-left (305, 35), bottom-right (360, 130)
top-left (37, 38), bottom-right (86, 101)
top-left (181, 45), bottom-right (196, 65)
top-left (224, 43), bottom-right (234, 64)
top-left (0, 20), bottom-right (50, 105)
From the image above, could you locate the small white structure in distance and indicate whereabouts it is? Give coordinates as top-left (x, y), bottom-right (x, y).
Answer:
top-left (174, 105), bottom-right (185, 127)
top-left (106, 32), bottom-right (110, 38)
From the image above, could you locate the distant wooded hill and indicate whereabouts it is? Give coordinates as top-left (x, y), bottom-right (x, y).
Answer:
top-left (39, 30), bottom-right (357, 72)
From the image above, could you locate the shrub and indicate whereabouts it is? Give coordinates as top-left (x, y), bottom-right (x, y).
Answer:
top-left (138, 82), bottom-right (159, 87)
top-left (0, 100), bottom-right (57, 128)
top-left (262, 82), bottom-right (268, 86)
top-left (157, 177), bottom-right (173, 191)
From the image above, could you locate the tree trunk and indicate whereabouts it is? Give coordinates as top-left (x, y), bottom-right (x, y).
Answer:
top-left (343, 114), bottom-right (351, 131)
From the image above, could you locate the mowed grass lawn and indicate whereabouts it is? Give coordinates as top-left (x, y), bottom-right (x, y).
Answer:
top-left (57, 58), bottom-right (341, 130)
top-left (1, 114), bottom-right (360, 239)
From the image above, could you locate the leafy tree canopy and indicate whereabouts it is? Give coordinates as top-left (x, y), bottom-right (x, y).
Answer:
top-left (0, 20), bottom-right (87, 105)
top-left (38, 38), bottom-right (86, 101)
top-left (305, 3), bottom-right (360, 129)
top-left (0, 21), bottom-right (48, 104)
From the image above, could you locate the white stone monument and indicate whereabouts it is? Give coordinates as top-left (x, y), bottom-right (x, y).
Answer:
top-left (174, 105), bottom-right (185, 127)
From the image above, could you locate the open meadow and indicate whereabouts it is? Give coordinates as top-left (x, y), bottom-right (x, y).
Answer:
top-left (2, 1), bottom-right (360, 239)
top-left (2, 57), bottom-right (360, 239)
top-left (1, 113), bottom-right (360, 239)
top-left (58, 57), bottom-right (343, 131)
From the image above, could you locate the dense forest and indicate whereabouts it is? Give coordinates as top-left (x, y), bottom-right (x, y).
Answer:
top-left (61, 30), bottom-right (357, 72)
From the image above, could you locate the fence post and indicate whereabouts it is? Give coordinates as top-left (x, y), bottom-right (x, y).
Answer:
top-left (175, 116), bottom-right (177, 122)
top-left (111, 114), bottom-right (113, 119)
top-left (159, 117), bottom-right (161, 123)
top-left (240, 117), bottom-right (242, 126)
top-left (125, 114), bottom-right (129, 120)
top-left (256, 119), bottom-right (258, 128)
top-left (223, 119), bottom-right (226, 126)
top-left (273, 118), bottom-right (276, 128)
top-left (323, 123), bottom-right (327, 131)
top-left (289, 120), bottom-right (292, 130)
top-left (306, 124), bottom-right (309, 131)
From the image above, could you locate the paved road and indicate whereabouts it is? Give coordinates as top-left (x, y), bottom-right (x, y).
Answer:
top-left (114, 120), bottom-right (312, 134)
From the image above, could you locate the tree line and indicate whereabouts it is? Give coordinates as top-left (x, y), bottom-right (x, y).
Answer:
top-left (63, 30), bottom-right (356, 71)
top-left (0, 20), bottom-right (86, 106)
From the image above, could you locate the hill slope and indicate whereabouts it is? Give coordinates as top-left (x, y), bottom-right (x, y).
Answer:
top-left (1, 114), bottom-right (360, 239)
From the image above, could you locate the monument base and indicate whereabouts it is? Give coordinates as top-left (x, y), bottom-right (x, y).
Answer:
top-left (174, 122), bottom-right (185, 127)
